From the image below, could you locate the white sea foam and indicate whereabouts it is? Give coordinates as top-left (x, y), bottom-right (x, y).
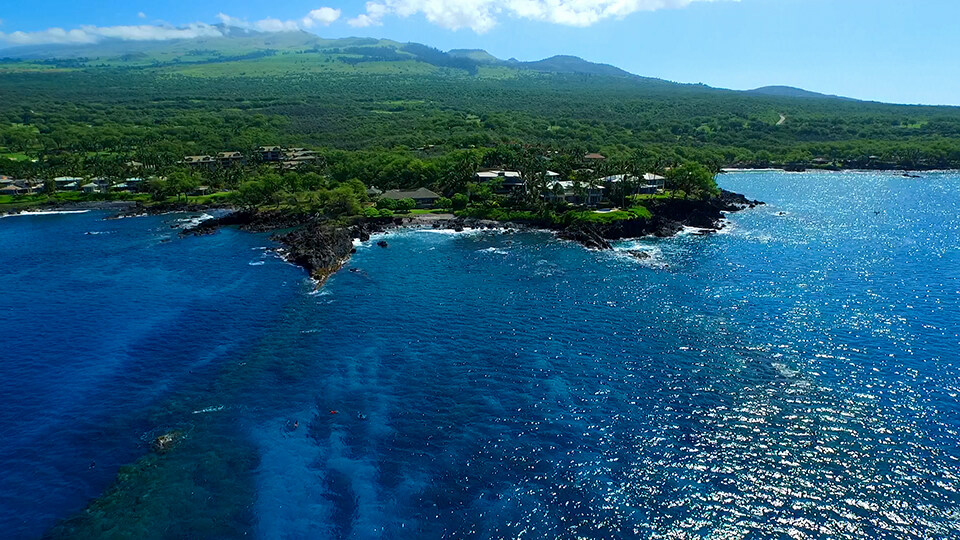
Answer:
top-left (175, 213), bottom-right (214, 228)
top-left (1, 209), bottom-right (90, 218)
top-left (249, 261), bottom-right (266, 266)
top-left (192, 405), bottom-right (225, 415)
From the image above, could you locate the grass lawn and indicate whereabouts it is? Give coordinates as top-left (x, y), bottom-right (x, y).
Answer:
top-left (407, 208), bottom-right (452, 215)
top-left (567, 205), bottom-right (651, 224)
top-left (0, 152), bottom-right (31, 161)
top-left (165, 191), bottom-right (236, 205)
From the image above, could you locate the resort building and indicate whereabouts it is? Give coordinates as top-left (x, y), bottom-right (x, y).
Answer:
top-left (81, 183), bottom-right (100, 194)
top-left (182, 155), bottom-right (217, 170)
top-left (584, 153), bottom-right (606, 162)
top-left (380, 187), bottom-right (441, 208)
top-left (258, 146), bottom-right (283, 162)
top-left (216, 152), bottom-right (246, 167)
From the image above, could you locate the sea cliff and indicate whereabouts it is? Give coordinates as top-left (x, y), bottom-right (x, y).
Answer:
top-left (178, 190), bottom-right (762, 283)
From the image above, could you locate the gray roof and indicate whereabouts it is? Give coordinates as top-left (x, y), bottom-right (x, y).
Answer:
top-left (381, 187), bottom-right (441, 200)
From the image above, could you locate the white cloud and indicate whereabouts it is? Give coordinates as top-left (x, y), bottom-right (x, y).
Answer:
top-left (0, 23), bottom-right (222, 45)
top-left (217, 7), bottom-right (340, 32)
top-left (302, 7), bottom-right (342, 28)
top-left (0, 7), bottom-right (343, 46)
top-left (349, 0), bottom-right (735, 33)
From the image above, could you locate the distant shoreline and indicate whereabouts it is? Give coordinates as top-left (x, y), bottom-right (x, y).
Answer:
top-left (721, 167), bottom-right (959, 174)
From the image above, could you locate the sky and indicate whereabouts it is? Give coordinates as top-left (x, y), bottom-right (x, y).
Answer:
top-left (1, 0), bottom-right (958, 106)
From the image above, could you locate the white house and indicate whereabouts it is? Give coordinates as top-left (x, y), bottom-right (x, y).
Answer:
top-left (475, 170), bottom-right (526, 193)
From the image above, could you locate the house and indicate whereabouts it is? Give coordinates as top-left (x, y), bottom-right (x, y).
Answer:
top-left (0, 184), bottom-right (24, 196)
top-left (584, 153), bottom-right (606, 162)
top-left (124, 178), bottom-right (145, 192)
top-left (474, 169), bottom-right (526, 193)
top-left (258, 146), bottom-right (283, 162)
top-left (543, 181), bottom-right (604, 206)
top-left (81, 182), bottom-right (100, 194)
top-left (598, 173), bottom-right (635, 186)
top-left (112, 183), bottom-right (131, 192)
top-left (216, 152), bottom-right (245, 167)
top-left (91, 177), bottom-right (113, 189)
top-left (182, 155), bottom-right (217, 170)
top-left (54, 176), bottom-right (83, 189)
top-left (0, 175), bottom-right (14, 185)
top-left (640, 173), bottom-right (666, 194)
top-left (366, 186), bottom-right (383, 198)
top-left (599, 173), bottom-right (665, 194)
top-left (63, 182), bottom-right (79, 191)
top-left (381, 187), bottom-right (441, 208)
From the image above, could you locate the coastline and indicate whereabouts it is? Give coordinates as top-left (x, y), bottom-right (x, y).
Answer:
top-left (179, 190), bottom-right (763, 285)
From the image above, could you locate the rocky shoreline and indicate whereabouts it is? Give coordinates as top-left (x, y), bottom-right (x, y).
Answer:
top-left (177, 190), bottom-right (762, 284)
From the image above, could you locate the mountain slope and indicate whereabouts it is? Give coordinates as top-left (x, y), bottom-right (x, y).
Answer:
top-left (747, 85), bottom-right (852, 101)
top-left (516, 55), bottom-right (636, 78)
top-left (1, 28), bottom-right (857, 100)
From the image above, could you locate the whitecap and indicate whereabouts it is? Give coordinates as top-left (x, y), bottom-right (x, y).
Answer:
top-left (772, 362), bottom-right (800, 378)
top-left (2, 209), bottom-right (90, 218)
top-left (192, 405), bottom-right (225, 415)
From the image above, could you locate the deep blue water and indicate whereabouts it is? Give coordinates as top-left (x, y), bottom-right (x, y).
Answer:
top-left (2, 171), bottom-right (959, 538)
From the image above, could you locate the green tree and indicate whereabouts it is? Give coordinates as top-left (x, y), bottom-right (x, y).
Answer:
top-left (451, 193), bottom-right (469, 210)
top-left (325, 186), bottom-right (361, 216)
top-left (394, 198), bottom-right (416, 213)
top-left (665, 163), bottom-right (719, 199)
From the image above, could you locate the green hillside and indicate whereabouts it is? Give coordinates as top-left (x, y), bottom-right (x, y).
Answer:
top-left (1, 27), bottom-right (959, 177)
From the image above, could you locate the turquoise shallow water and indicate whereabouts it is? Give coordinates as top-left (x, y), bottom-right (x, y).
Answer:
top-left (1, 171), bottom-right (959, 538)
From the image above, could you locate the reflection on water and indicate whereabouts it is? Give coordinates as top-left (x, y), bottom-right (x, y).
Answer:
top-left (3, 171), bottom-right (960, 538)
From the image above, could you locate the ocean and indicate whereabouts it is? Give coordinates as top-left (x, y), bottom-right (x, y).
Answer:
top-left (1, 171), bottom-right (958, 538)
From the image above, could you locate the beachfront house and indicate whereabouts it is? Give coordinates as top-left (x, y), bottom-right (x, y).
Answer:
top-left (599, 173), bottom-right (666, 195)
top-left (543, 181), bottom-right (604, 206)
top-left (54, 177), bottom-right (83, 191)
top-left (0, 184), bottom-right (25, 196)
top-left (81, 182), bottom-right (100, 194)
top-left (124, 178), bottom-right (144, 192)
top-left (639, 173), bottom-right (666, 194)
top-left (474, 169), bottom-right (526, 194)
top-left (381, 187), bottom-right (441, 208)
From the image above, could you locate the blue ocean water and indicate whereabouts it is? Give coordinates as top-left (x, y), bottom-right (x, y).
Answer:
top-left (2, 171), bottom-right (959, 538)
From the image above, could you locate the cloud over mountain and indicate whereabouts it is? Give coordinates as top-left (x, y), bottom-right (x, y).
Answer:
top-left (348, 0), bottom-right (734, 32)
top-left (0, 7), bottom-right (341, 46)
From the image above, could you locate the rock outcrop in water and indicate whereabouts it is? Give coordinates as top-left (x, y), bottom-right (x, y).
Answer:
top-left (175, 189), bottom-right (762, 277)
